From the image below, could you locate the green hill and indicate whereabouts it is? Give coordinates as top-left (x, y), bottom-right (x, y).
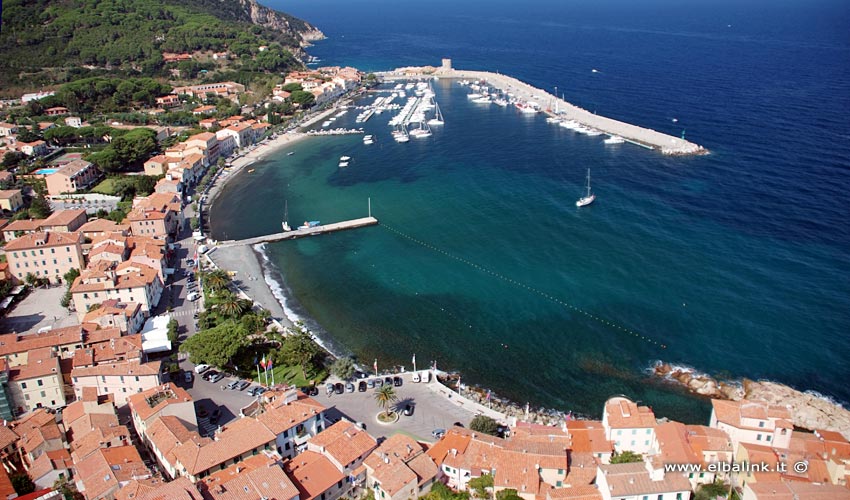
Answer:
top-left (0, 0), bottom-right (324, 95)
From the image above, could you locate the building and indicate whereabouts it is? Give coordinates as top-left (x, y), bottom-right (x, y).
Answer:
top-left (78, 218), bottom-right (130, 239)
top-left (45, 159), bottom-right (100, 196)
top-left (0, 360), bottom-right (14, 420)
top-left (115, 476), bottom-right (203, 500)
top-left (143, 415), bottom-right (207, 479)
top-left (82, 300), bottom-right (145, 334)
top-left (39, 209), bottom-right (88, 233)
top-left (283, 450), bottom-right (348, 500)
top-left (128, 385), bottom-right (197, 442)
top-left (214, 131), bottom-right (236, 156)
top-left (71, 358), bottom-right (163, 405)
top-left (44, 107), bottom-right (69, 116)
top-left (0, 189), bottom-right (24, 212)
top-left (74, 446), bottom-right (151, 500)
top-left (7, 347), bottom-right (67, 415)
top-left (710, 399), bottom-right (793, 453)
top-left (172, 82), bottom-right (245, 101)
top-left (742, 480), bottom-right (850, 500)
top-left (218, 123), bottom-right (253, 148)
top-left (427, 427), bottom-right (506, 491)
top-left (602, 396), bottom-right (658, 455)
top-left (567, 420), bottom-right (615, 464)
top-left (653, 422), bottom-right (727, 489)
top-left (192, 105), bottom-right (217, 115)
top-left (255, 389), bottom-right (328, 458)
top-left (363, 433), bottom-right (439, 500)
top-left (595, 462), bottom-right (692, 500)
top-left (0, 323), bottom-right (88, 366)
top-left (199, 451), bottom-right (299, 500)
top-left (0, 123), bottom-right (18, 137)
top-left (4, 231), bottom-right (84, 284)
top-left (70, 263), bottom-right (164, 319)
top-left (143, 155), bottom-right (173, 176)
top-left (19, 140), bottom-right (49, 156)
top-left (156, 95), bottom-right (181, 108)
top-left (184, 132), bottom-right (220, 166)
top-left (306, 420), bottom-right (377, 475)
top-left (124, 193), bottom-right (182, 239)
top-left (11, 408), bottom-right (68, 469)
top-left (64, 116), bottom-right (83, 128)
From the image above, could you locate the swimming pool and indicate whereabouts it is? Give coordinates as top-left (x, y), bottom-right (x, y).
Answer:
top-left (34, 168), bottom-right (59, 175)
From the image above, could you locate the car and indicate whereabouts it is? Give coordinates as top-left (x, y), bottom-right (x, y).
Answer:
top-left (301, 386), bottom-right (318, 396)
top-left (403, 404), bottom-right (415, 416)
top-left (247, 387), bottom-right (259, 396)
top-left (326, 383), bottom-right (335, 395)
top-left (210, 408), bottom-right (222, 424)
top-left (226, 380), bottom-right (240, 390)
top-left (202, 370), bottom-right (218, 381)
top-left (187, 275), bottom-right (195, 282)
top-left (193, 312), bottom-right (199, 319)
top-left (393, 376), bottom-right (403, 387)
top-left (373, 379), bottom-right (383, 388)
top-left (334, 383), bottom-right (345, 395)
top-left (384, 377), bottom-right (393, 386)
top-left (184, 372), bottom-right (193, 383)
top-left (187, 291), bottom-right (200, 301)
top-left (345, 382), bottom-right (355, 393)
top-left (238, 381), bottom-right (250, 391)
top-left (255, 387), bottom-right (267, 395)
top-left (209, 372), bottom-right (225, 383)
top-left (412, 372), bottom-right (421, 383)
top-left (358, 381), bottom-right (367, 392)
top-left (186, 259), bottom-right (195, 267)
top-left (367, 379), bottom-right (375, 389)
top-left (194, 364), bottom-right (211, 374)
top-left (432, 428), bottom-right (446, 438)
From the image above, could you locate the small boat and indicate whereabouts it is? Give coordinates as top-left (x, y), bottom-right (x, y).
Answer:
top-left (298, 221), bottom-right (321, 230)
top-left (604, 135), bottom-right (625, 144)
top-left (339, 156), bottom-right (351, 168)
top-left (338, 161), bottom-right (349, 168)
top-left (427, 102), bottom-right (444, 125)
top-left (363, 135), bottom-right (374, 145)
top-left (340, 156), bottom-right (351, 161)
top-left (287, 151), bottom-right (295, 156)
top-left (576, 169), bottom-right (596, 207)
top-left (247, 168), bottom-right (255, 173)
top-left (282, 200), bottom-right (291, 232)
top-left (467, 93), bottom-right (483, 100)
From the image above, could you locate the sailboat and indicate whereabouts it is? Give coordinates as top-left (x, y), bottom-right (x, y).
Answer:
top-left (427, 101), bottom-right (444, 125)
top-left (282, 200), bottom-right (291, 231)
top-left (576, 169), bottom-right (596, 207)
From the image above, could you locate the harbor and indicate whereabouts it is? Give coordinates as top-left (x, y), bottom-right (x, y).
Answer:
top-left (376, 62), bottom-right (707, 155)
top-left (218, 216), bottom-right (379, 247)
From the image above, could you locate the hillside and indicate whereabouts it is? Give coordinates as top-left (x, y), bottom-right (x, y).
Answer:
top-left (0, 0), bottom-right (324, 94)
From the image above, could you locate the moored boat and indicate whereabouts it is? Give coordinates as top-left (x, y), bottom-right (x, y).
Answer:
top-left (576, 169), bottom-right (596, 207)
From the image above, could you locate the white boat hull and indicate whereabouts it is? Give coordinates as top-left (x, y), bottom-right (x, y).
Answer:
top-left (576, 194), bottom-right (596, 207)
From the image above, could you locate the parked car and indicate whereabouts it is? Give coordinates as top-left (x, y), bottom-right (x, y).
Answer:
top-left (210, 408), bottom-right (222, 424)
top-left (247, 387), bottom-right (259, 396)
top-left (393, 376), bottom-right (403, 387)
top-left (334, 383), bottom-right (345, 394)
top-left (187, 291), bottom-right (200, 301)
top-left (384, 377), bottom-right (393, 386)
top-left (358, 381), bottom-right (367, 392)
top-left (367, 379), bottom-right (375, 389)
top-left (184, 372), bottom-right (193, 383)
top-left (403, 404), bottom-right (415, 416)
top-left (202, 370), bottom-right (218, 381)
top-left (412, 372), bottom-right (421, 383)
top-left (373, 378), bottom-right (383, 388)
top-left (345, 382), bottom-right (355, 393)
top-left (226, 380), bottom-right (240, 390)
top-left (432, 428), bottom-right (446, 438)
top-left (238, 381), bottom-right (250, 391)
top-left (194, 364), bottom-right (210, 374)
top-left (301, 386), bottom-right (318, 396)
top-left (209, 372), bottom-right (224, 383)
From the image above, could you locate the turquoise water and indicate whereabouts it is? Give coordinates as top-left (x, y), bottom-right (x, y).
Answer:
top-left (211, 0), bottom-right (850, 423)
top-left (35, 168), bottom-right (59, 175)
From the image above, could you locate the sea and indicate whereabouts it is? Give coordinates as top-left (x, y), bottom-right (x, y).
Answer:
top-left (210, 0), bottom-right (850, 424)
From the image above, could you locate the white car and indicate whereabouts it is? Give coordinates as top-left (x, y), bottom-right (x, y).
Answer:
top-left (194, 364), bottom-right (211, 374)
top-left (412, 372), bottom-right (421, 383)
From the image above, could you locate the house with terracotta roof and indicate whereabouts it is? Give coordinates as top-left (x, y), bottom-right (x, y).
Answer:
top-left (653, 422), bottom-right (727, 489)
top-left (192, 105), bottom-right (217, 116)
top-left (4, 230), bottom-right (84, 284)
top-left (742, 479), bottom-right (850, 500)
top-left (115, 476), bottom-right (203, 500)
top-left (83, 300), bottom-right (145, 334)
top-left (128, 384), bottom-right (197, 441)
top-left (602, 397), bottom-right (658, 455)
top-left (283, 449), bottom-right (347, 500)
top-left (199, 451), bottom-right (300, 500)
top-left (255, 389), bottom-right (328, 459)
top-left (218, 122), bottom-right (253, 148)
top-left (10, 408), bottom-right (68, 468)
top-left (28, 448), bottom-right (73, 489)
top-left (1, 218), bottom-right (44, 241)
top-left (363, 433), bottom-right (439, 500)
top-left (74, 445), bottom-right (151, 500)
top-left (155, 174), bottom-right (182, 195)
top-left (427, 427), bottom-right (506, 491)
top-left (0, 323), bottom-right (87, 366)
top-left (7, 347), bottom-right (67, 415)
top-left (144, 415), bottom-right (207, 479)
top-left (595, 462), bottom-right (692, 500)
top-left (156, 95), bottom-right (181, 108)
top-left (214, 130), bottom-right (236, 156)
top-left (305, 420), bottom-right (377, 475)
top-left (199, 118), bottom-right (219, 130)
top-left (0, 123), bottom-right (18, 137)
top-left (70, 262), bottom-right (164, 320)
top-left (144, 154), bottom-right (175, 176)
top-left (38, 208), bottom-right (88, 233)
top-left (567, 420), bottom-right (615, 464)
top-left (45, 159), bottom-right (100, 195)
top-left (78, 218), bottom-right (130, 239)
top-left (710, 399), bottom-right (793, 453)
top-left (19, 140), bottom-right (49, 156)
top-left (124, 192), bottom-right (182, 239)
top-left (0, 189), bottom-right (24, 212)
top-left (71, 357), bottom-right (163, 406)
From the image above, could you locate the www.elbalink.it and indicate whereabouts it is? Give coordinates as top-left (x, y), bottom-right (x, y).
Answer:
top-left (664, 461), bottom-right (809, 474)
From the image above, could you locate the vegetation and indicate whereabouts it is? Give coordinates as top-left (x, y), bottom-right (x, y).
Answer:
top-left (469, 415), bottom-right (500, 436)
top-left (179, 319), bottom-right (248, 367)
top-left (290, 90), bottom-right (316, 108)
top-left (423, 482), bottom-right (469, 500)
top-left (468, 475), bottom-right (494, 498)
top-left (695, 481), bottom-right (733, 500)
top-left (28, 195), bottom-right (53, 218)
top-left (279, 330), bottom-right (324, 380)
top-left (495, 490), bottom-right (522, 500)
top-left (167, 318), bottom-right (179, 343)
top-left (60, 268), bottom-right (80, 309)
top-left (0, 0), bottom-right (312, 92)
top-left (10, 473), bottom-right (35, 495)
top-left (86, 128), bottom-right (158, 173)
top-left (330, 357), bottom-right (356, 380)
top-left (91, 175), bottom-right (158, 199)
top-left (610, 450), bottom-right (644, 464)
top-left (374, 385), bottom-right (398, 418)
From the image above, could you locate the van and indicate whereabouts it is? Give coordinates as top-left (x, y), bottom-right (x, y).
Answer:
top-left (187, 292), bottom-right (200, 301)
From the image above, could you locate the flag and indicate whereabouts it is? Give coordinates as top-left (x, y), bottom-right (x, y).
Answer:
top-left (260, 354), bottom-right (267, 370)
top-left (412, 353), bottom-right (416, 365)
top-left (486, 389), bottom-right (491, 401)
top-left (373, 359), bottom-right (378, 374)
top-left (565, 411), bottom-right (572, 422)
top-left (266, 357), bottom-right (273, 371)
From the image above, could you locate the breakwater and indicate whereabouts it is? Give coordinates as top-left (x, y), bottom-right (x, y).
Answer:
top-left (377, 67), bottom-right (706, 155)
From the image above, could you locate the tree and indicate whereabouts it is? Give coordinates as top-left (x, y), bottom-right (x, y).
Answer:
top-left (279, 330), bottom-right (322, 380)
top-left (281, 82), bottom-right (303, 92)
top-left (290, 90), bottom-right (315, 108)
top-left (179, 320), bottom-right (247, 368)
top-left (331, 357), bottom-right (356, 381)
top-left (695, 481), bottom-right (731, 500)
top-left (25, 273), bottom-right (38, 286)
top-left (54, 476), bottom-right (84, 500)
top-left (29, 195), bottom-right (53, 218)
top-left (468, 475), bottom-right (493, 498)
top-left (63, 268), bottom-right (80, 285)
top-left (2, 151), bottom-right (27, 168)
top-left (10, 473), bottom-right (35, 495)
top-left (60, 290), bottom-right (72, 309)
top-left (167, 318), bottom-right (179, 343)
top-left (425, 482), bottom-right (469, 500)
top-left (610, 450), bottom-right (644, 464)
top-left (203, 269), bottom-right (230, 293)
top-left (374, 385), bottom-right (398, 418)
top-left (496, 490), bottom-right (522, 500)
top-left (469, 415), bottom-right (500, 436)
top-left (217, 291), bottom-right (245, 318)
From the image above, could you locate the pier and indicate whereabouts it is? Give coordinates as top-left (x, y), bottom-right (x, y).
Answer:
top-left (376, 65), bottom-right (707, 156)
top-left (218, 217), bottom-right (379, 248)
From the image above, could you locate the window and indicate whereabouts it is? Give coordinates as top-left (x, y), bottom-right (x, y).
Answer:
top-left (677, 494), bottom-right (683, 500)
top-left (556, 481), bottom-right (562, 487)
top-left (646, 429), bottom-right (652, 435)
top-left (557, 469), bottom-right (564, 475)
top-left (766, 435), bottom-right (772, 442)
top-left (285, 442), bottom-right (291, 450)
top-left (689, 473), bottom-right (694, 479)
top-left (632, 429), bottom-right (637, 435)
top-left (645, 440), bottom-right (650, 446)
top-left (24, 394), bottom-right (30, 401)
top-left (756, 434), bottom-right (762, 441)
top-left (40, 391), bottom-right (46, 397)
top-left (699, 472), bottom-right (705, 479)
top-left (37, 379), bottom-right (43, 386)
top-left (21, 382), bottom-right (26, 389)
top-left (759, 421), bottom-right (765, 428)
top-left (617, 430), bottom-right (622, 436)
top-left (631, 440), bottom-right (635, 446)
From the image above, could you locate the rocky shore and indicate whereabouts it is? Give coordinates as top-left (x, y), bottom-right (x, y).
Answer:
top-left (653, 362), bottom-right (850, 439)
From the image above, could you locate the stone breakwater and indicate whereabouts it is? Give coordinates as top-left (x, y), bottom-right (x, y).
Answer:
top-left (378, 66), bottom-right (708, 156)
top-left (653, 362), bottom-right (850, 440)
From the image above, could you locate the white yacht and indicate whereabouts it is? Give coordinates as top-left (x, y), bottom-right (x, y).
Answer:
top-left (576, 169), bottom-right (596, 207)
top-left (467, 93), bottom-right (483, 100)
top-left (604, 135), bottom-right (625, 144)
top-left (427, 101), bottom-right (444, 125)
top-left (363, 135), bottom-right (374, 145)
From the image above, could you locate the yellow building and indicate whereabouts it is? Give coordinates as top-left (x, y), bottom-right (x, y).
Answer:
top-left (7, 348), bottom-right (67, 415)
top-left (5, 231), bottom-right (85, 284)
top-left (0, 189), bottom-right (24, 212)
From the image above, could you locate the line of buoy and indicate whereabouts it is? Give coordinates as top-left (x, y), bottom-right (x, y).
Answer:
top-left (380, 223), bottom-right (666, 349)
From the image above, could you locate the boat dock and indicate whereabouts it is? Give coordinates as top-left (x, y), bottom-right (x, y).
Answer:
top-left (376, 66), bottom-right (707, 156)
top-left (218, 217), bottom-right (379, 248)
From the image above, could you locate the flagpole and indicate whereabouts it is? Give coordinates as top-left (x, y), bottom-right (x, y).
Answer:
top-left (374, 359), bottom-right (378, 377)
top-left (257, 364), bottom-right (261, 387)
top-left (457, 376), bottom-right (461, 395)
top-left (412, 354), bottom-right (416, 373)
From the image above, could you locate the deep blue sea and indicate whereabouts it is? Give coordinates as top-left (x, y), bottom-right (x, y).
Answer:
top-left (211, 0), bottom-right (850, 423)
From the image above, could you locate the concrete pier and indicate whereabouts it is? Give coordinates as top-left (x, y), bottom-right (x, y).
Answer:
top-left (377, 67), bottom-right (706, 156)
top-left (218, 217), bottom-right (379, 248)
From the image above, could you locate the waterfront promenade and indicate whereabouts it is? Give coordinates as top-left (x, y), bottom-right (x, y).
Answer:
top-left (378, 67), bottom-right (706, 156)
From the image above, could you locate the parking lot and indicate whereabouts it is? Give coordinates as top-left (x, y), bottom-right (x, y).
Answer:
top-left (0, 286), bottom-right (79, 334)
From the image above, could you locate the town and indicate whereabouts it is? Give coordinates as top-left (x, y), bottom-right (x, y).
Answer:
top-left (0, 59), bottom-right (848, 500)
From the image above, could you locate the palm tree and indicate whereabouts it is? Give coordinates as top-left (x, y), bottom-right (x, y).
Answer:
top-left (374, 385), bottom-right (398, 418)
top-left (204, 270), bottom-right (230, 293)
top-left (217, 292), bottom-right (245, 318)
